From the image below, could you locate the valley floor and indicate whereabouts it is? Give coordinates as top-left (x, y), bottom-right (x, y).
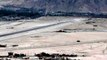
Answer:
top-left (0, 16), bottom-right (107, 60)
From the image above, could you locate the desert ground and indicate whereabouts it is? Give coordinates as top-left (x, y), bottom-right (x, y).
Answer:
top-left (0, 16), bottom-right (107, 60)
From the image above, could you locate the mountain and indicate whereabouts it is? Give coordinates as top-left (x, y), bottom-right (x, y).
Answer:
top-left (0, 0), bottom-right (107, 17)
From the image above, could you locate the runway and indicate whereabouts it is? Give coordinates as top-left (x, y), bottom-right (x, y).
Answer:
top-left (0, 20), bottom-right (73, 41)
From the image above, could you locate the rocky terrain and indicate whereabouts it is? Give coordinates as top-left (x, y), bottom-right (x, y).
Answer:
top-left (0, 0), bottom-right (107, 18)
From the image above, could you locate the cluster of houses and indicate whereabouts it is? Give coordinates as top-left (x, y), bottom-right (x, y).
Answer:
top-left (35, 52), bottom-right (78, 60)
top-left (0, 52), bottom-right (26, 60)
top-left (0, 52), bottom-right (85, 60)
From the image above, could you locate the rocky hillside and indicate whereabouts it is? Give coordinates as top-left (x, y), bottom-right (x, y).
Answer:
top-left (0, 0), bottom-right (107, 17)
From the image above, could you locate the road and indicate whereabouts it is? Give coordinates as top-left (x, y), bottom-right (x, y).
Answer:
top-left (0, 20), bottom-right (73, 41)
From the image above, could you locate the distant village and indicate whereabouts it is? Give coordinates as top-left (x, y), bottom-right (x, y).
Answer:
top-left (0, 52), bottom-right (85, 60)
top-left (0, 6), bottom-right (107, 21)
